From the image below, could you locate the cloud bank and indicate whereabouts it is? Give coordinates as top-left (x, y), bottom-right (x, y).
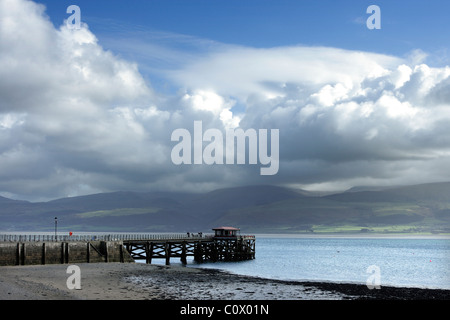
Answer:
top-left (1, 0), bottom-right (450, 200)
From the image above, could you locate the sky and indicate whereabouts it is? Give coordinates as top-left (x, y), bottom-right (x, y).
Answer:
top-left (1, 0), bottom-right (450, 201)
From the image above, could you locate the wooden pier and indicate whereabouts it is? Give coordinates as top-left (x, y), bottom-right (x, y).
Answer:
top-left (124, 235), bottom-right (256, 265)
top-left (0, 228), bottom-right (256, 266)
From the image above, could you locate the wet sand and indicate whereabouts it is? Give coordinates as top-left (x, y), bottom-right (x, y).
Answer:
top-left (0, 262), bottom-right (448, 300)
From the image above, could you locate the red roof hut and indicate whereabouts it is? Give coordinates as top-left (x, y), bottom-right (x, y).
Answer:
top-left (212, 226), bottom-right (240, 238)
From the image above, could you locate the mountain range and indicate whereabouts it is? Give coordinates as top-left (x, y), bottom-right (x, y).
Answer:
top-left (1, 182), bottom-right (450, 234)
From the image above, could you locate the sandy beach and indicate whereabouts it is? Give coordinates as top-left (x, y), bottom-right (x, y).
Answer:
top-left (0, 262), bottom-right (449, 301)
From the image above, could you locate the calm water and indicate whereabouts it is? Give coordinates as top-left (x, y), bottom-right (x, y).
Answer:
top-left (5, 232), bottom-right (447, 289)
top-left (183, 236), bottom-right (450, 289)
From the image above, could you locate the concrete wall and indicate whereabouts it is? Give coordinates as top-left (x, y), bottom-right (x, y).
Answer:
top-left (0, 241), bottom-right (134, 266)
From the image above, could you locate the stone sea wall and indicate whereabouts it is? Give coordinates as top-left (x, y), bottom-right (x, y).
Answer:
top-left (0, 241), bottom-right (134, 266)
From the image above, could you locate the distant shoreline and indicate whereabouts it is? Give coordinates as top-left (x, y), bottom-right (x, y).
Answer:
top-left (253, 233), bottom-right (450, 239)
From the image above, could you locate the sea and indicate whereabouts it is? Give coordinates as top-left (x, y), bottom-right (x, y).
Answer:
top-left (2, 231), bottom-right (448, 289)
top-left (174, 235), bottom-right (450, 290)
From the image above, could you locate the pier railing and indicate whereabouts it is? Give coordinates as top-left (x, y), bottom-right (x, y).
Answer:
top-left (0, 233), bottom-right (215, 242)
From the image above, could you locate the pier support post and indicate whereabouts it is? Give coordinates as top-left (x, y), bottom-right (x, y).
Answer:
top-left (194, 241), bottom-right (203, 263)
top-left (181, 241), bottom-right (187, 264)
top-left (16, 243), bottom-right (25, 265)
top-left (165, 242), bottom-right (171, 265)
top-left (149, 242), bottom-right (153, 264)
top-left (119, 244), bottom-right (124, 263)
top-left (103, 241), bottom-right (108, 263)
top-left (145, 242), bottom-right (150, 264)
top-left (41, 242), bottom-right (46, 265)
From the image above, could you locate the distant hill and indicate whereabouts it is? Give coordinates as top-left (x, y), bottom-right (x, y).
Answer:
top-left (335, 182), bottom-right (450, 203)
top-left (183, 185), bottom-right (304, 223)
top-left (0, 196), bottom-right (29, 206)
top-left (0, 182), bottom-right (449, 234)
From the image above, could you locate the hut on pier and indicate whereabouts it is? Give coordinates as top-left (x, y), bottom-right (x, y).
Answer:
top-left (212, 226), bottom-right (240, 238)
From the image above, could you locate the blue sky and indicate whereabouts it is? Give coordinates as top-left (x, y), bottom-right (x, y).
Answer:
top-left (39, 0), bottom-right (450, 97)
top-left (2, 0), bottom-right (450, 200)
top-left (42, 0), bottom-right (450, 59)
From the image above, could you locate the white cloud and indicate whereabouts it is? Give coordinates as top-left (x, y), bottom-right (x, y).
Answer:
top-left (169, 46), bottom-right (401, 101)
top-left (1, 0), bottom-right (450, 200)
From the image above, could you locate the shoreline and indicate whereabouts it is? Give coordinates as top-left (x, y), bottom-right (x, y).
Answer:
top-left (0, 262), bottom-right (448, 300)
top-left (253, 233), bottom-right (450, 239)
